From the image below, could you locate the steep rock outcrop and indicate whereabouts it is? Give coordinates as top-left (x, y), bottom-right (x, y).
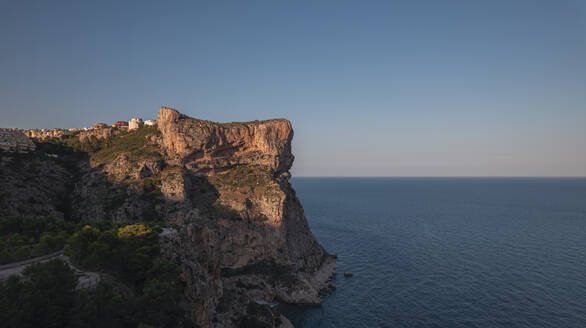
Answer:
top-left (155, 108), bottom-right (335, 326)
top-left (157, 107), bottom-right (294, 175)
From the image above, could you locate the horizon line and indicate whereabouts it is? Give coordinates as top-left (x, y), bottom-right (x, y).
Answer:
top-left (291, 176), bottom-right (586, 178)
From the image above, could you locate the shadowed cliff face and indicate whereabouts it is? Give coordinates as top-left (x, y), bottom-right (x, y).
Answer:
top-left (1, 108), bottom-right (335, 327)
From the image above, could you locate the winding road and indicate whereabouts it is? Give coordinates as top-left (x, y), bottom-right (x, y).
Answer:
top-left (0, 250), bottom-right (100, 289)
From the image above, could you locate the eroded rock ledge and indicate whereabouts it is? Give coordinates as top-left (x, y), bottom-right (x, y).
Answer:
top-left (157, 107), bottom-right (294, 176)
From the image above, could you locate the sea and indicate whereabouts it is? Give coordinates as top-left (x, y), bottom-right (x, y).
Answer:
top-left (282, 178), bottom-right (586, 328)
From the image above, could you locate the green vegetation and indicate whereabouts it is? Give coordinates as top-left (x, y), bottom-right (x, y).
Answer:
top-left (69, 258), bottom-right (185, 328)
top-left (0, 259), bottom-right (77, 328)
top-left (0, 217), bottom-right (73, 264)
top-left (211, 165), bottom-right (273, 188)
top-left (0, 220), bottom-right (188, 328)
top-left (0, 258), bottom-right (185, 328)
top-left (117, 223), bottom-right (153, 238)
top-left (210, 165), bottom-right (283, 205)
top-left (209, 166), bottom-right (280, 223)
top-left (38, 126), bottom-right (167, 218)
top-left (211, 204), bottom-right (242, 220)
top-left (65, 222), bottom-right (162, 288)
top-left (90, 126), bottom-right (162, 164)
top-left (51, 125), bottom-right (162, 165)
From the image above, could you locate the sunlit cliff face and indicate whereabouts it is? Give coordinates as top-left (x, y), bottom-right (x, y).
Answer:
top-left (156, 106), bottom-right (294, 176)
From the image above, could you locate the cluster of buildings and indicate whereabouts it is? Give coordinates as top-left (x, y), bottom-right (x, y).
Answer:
top-left (1, 116), bottom-right (158, 150)
top-left (93, 117), bottom-right (155, 130)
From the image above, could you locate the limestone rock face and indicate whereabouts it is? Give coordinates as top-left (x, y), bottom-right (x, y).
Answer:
top-left (23, 126), bottom-right (123, 142)
top-left (22, 128), bottom-right (69, 140)
top-left (157, 107), bottom-right (294, 176)
top-left (0, 129), bottom-right (36, 152)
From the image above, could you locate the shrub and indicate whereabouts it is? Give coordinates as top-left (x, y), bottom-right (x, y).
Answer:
top-left (49, 125), bottom-right (162, 165)
top-left (0, 259), bottom-right (76, 328)
top-left (117, 224), bottom-right (152, 238)
top-left (0, 217), bottom-right (71, 264)
top-left (66, 222), bottom-right (159, 288)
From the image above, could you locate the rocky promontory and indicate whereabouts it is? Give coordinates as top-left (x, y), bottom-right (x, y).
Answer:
top-left (0, 107), bottom-right (336, 327)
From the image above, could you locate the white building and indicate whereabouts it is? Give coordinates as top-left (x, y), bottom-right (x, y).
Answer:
top-left (128, 117), bottom-right (143, 131)
top-left (144, 120), bottom-right (155, 126)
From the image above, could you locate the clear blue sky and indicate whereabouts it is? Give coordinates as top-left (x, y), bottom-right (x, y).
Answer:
top-left (1, 0), bottom-right (585, 176)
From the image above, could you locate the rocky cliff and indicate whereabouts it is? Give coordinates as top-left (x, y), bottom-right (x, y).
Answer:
top-left (0, 108), bottom-right (336, 327)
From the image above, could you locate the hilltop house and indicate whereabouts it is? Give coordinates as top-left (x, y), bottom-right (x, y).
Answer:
top-left (128, 117), bottom-right (143, 131)
top-left (112, 121), bottom-right (129, 128)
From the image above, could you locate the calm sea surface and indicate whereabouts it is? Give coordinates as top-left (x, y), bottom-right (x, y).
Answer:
top-left (283, 178), bottom-right (586, 328)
